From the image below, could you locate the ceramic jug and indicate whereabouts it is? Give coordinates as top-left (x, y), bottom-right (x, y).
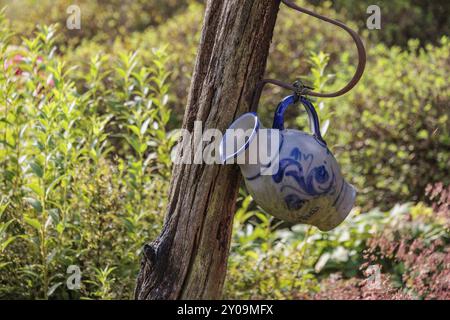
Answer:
top-left (219, 95), bottom-right (356, 231)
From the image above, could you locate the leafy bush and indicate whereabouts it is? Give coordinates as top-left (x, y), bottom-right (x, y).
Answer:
top-left (225, 185), bottom-right (449, 299)
top-left (0, 20), bottom-right (173, 299)
top-left (6, 0), bottom-right (449, 48)
top-left (61, 2), bottom-right (204, 128)
top-left (1, 0), bottom-right (195, 46)
top-left (313, 0), bottom-right (450, 47)
top-left (63, 1), bottom-right (359, 123)
top-left (330, 38), bottom-right (450, 208)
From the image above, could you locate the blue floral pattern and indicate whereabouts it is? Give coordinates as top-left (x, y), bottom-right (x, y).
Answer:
top-left (273, 147), bottom-right (336, 210)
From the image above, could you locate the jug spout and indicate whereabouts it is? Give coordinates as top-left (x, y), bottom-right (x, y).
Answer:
top-left (219, 113), bottom-right (281, 179)
top-left (219, 112), bottom-right (260, 164)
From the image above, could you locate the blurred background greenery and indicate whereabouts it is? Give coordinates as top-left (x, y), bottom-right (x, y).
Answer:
top-left (0, 0), bottom-right (449, 299)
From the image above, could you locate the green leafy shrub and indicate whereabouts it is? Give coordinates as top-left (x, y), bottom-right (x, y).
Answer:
top-left (0, 20), bottom-right (173, 299)
top-left (4, 0), bottom-right (449, 49)
top-left (313, 0), bottom-right (450, 47)
top-left (1, 0), bottom-right (195, 46)
top-left (330, 38), bottom-right (450, 208)
top-left (63, 1), bottom-right (358, 123)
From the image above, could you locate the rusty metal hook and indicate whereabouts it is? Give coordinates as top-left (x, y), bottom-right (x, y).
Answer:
top-left (251, 0), bottom-right (367, 112)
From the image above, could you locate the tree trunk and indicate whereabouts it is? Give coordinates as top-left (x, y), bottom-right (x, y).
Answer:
top-left (135, 0), bottom-right (280, 300)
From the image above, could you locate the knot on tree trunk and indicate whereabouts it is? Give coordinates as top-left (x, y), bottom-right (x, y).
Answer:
top-left (143, 243), bottom-right (157, 264)
top-left (135, 242), bottom-right (163, 299)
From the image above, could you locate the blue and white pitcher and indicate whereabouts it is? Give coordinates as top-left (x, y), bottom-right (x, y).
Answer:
top-left (219, 95), bottom-right (356, 231)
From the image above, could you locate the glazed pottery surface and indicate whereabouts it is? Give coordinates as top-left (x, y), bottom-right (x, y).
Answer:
top-left (220, 95), bottom-right (356, 231)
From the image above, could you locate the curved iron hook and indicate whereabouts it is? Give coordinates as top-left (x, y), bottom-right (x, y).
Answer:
top-left (251, 0), bottom-right (367, 112)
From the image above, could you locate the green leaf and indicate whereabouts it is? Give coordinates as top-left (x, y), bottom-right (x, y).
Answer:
top-left (89, 148), bottom-right (98, 162)
top-left (0, 219), bottom-right (14, 235)
top-left (128, 137), bottom-right (141, 154)
top-left (0, 117), bottom-right (12, 125)
top-left (48, 208), bottom-right (60, 225)
top-left (56, 222), bottom-right (64, 234)
top-left (127, 125), bottom-right (140, 137)
top-left (23, 198), bottom-right (43, 213)
top-left (121, 217), bottom-right (135, 232)
top-left (0, 200), bottom-right (9, 219)
top-left (24, 215), bottom-right (42, 231)
top-left (0, 236), bottom-right (17, 252)
top-left (3, 170), bottom-right (14, 182)
top-left (28, 181), bottom-right (44, 198)
top-left (56, 222), bottom-right (64, 235)
top-left (30, 161), bottom-right (43, 178)
top-left (139, 142), bottom-right (148, 154)
top-left (45, 174), bottom-right (67, 199)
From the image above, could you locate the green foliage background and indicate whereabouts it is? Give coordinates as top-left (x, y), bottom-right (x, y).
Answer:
top-left (0, 0), bottom-right (449, 299)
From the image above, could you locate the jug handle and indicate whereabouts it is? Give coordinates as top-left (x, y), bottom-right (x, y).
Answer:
top-left (272, 95), bottom-right (326, 145)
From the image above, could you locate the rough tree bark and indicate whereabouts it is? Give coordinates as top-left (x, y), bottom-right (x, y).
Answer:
top-left (135, 0), bottom-right (281, 299)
